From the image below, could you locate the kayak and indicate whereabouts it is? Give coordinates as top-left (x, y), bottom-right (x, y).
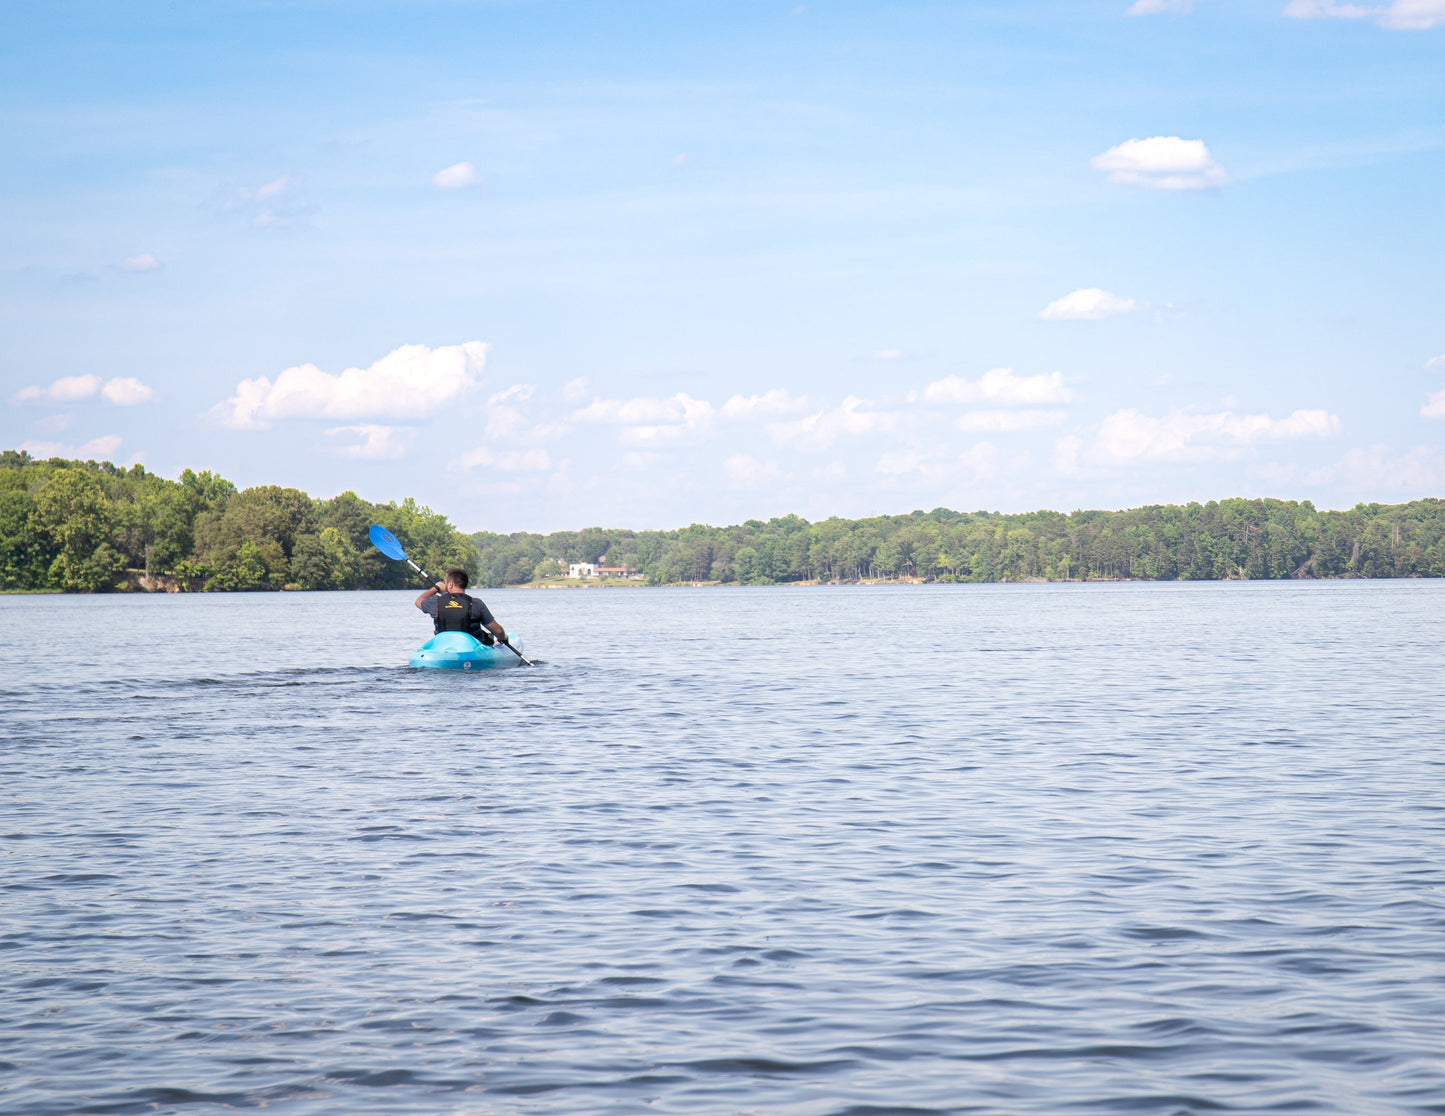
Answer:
top-left (409, 631), bottom-right (524, 671)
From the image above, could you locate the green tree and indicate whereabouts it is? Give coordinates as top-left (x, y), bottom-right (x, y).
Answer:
top-left (29, 468), bottom-right (125, 591)
top-left (292, 527), bottom-right (361, 590)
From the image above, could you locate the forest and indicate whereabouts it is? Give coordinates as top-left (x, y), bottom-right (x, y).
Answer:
top-left (0, 450), bottom-right (474, 592)
top-left (3, 449), bottom-right (1443, 591)
top-left (475, 498), bottom-right (1445, 586)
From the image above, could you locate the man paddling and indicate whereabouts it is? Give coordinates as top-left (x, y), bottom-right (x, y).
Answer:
top-left (414, 568), bottom-right (509, 646)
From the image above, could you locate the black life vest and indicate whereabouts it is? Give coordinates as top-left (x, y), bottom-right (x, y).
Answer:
top-left (434, 592), bottom-right (483, 638)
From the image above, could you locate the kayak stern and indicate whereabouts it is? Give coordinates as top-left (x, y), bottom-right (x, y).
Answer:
top-left (409, 631), bottom-right (522, 670)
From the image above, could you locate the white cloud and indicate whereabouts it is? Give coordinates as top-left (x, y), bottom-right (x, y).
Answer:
top-left (767, 396), bottom-right (900, 450)
top-left (19, 434), bottom-right (123, 459)
top-left (720, 389), bottom-right (809, 420)
top-left (120, 253), bottom-right (161, 272)
top-left (13, 374), bottom-right (101, 404)
top-left (101, 377), bottom-right (154, 405)
top-left (1038, 287), bottom-right (1144, 321)
top-left (1091, 407), bottom-right (1341, 465)
top-left (433, 161), bottom-right (482, 189)
top-left (1128, 0), bottom-right (1194, 11)
top-left (1091, 136), bottom-right (1228, 190)
top-left (325, 425), bottom-right (411, 460)
top-left (1425, 354), bottom-right (1445, 370)
top-left (214, 341), bottom-right (489, 429)
top-left (256, 176), bottom-right (289, 200)
top-left (572, 392), bottom-right (716, 445)
top-left (1284, 0), bottom-right (1445, 29)
top-left (723, 454), bottom-right (782, 488)
top-left (955, 409), bottom-right (1068, 432)
top-left (453, 446), bottom-right (553, 471)
top-left (562, 377), bottom-right (590, 404)
top-left (922, 368), bottom-right (1073, 406)
top-left (1422, 387), bottom-right (1445, 419)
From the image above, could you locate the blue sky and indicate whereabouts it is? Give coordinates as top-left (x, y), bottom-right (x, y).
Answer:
top-left (3, 0), bottom-right (1442, 532)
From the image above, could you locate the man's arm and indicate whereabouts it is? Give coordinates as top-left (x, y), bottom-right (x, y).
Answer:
top-left (414, 582), bottom-right (446, 609)
top-left (473, 599), bottom-right (506, 642)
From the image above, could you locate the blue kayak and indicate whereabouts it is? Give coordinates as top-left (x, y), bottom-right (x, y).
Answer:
top-left (409, 631), bottom-right (524, 671)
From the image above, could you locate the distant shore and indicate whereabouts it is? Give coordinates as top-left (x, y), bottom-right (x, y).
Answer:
top-left (5, 454), bottom-right (1442, 593)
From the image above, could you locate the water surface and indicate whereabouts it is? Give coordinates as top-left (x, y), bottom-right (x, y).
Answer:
top-left (3, 581), bottom-right (1444, 1114)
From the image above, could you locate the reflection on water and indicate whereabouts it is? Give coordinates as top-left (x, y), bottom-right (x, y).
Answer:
top-left (3, 581), bottom-right (1444, 1114)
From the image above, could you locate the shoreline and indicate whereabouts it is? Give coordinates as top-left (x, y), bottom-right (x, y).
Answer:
top-left (4, 572), bottom-right (1418, 596)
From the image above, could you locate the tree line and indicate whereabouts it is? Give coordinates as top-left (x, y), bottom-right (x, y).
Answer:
top-left (0, 450), bottom-right (474, 592)
top-left (475, 498), bottom-right (1445, 586)
top-left (3, 450), bottom-right (1442, 591)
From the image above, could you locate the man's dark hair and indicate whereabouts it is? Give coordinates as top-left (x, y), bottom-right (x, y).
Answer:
top-left (446, 568), bottom-right (470, 590)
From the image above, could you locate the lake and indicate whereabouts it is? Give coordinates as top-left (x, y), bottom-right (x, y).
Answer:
top-left (3, 581), bottom-right (1444, 1115)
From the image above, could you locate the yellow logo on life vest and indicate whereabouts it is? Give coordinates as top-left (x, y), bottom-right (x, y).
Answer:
top-left (444, 601), bottom-right (464, 608)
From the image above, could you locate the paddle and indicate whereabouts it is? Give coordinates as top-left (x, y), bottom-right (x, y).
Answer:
top-left (368, 525), bottom-right (534, 665)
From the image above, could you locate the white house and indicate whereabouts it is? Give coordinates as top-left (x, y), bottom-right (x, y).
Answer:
top-left (567, 562), bottom-right (597, 579)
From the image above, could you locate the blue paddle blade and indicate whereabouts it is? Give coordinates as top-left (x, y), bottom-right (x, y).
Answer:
top-left (368, 524), bottom-right (407, 561)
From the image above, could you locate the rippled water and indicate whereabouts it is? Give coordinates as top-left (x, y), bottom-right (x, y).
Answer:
top-left (3, 581), bottom-right (1445, 1115)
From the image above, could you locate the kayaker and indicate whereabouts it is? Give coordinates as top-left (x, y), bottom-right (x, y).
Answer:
top-left (414, 569), bottom-right (508, 646)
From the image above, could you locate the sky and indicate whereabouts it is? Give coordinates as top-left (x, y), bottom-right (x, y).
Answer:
top-left (2, 0), bottom-right (1443, 533)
